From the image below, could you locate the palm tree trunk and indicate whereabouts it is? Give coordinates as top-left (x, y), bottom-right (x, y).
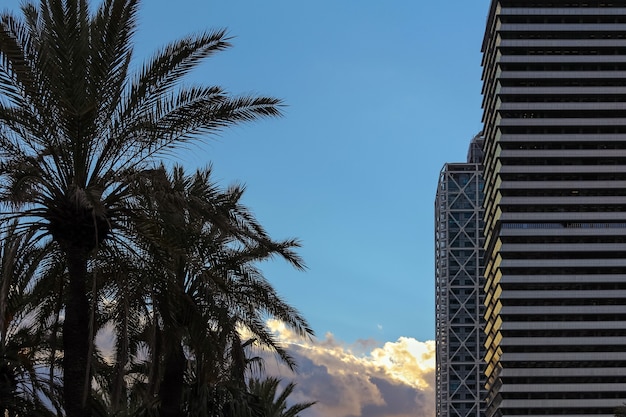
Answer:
top-left (158, 342), bottom-right (186, 417)
top-left (111, 297), bottom-right (129, 413)
top-left (62, 245), bottom-right (92, 417)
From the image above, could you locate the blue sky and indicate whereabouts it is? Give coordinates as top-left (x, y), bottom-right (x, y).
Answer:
top-left (131, 0), bottom-right (490, 345)
top-left (4, 1), bottom-right (491, 415)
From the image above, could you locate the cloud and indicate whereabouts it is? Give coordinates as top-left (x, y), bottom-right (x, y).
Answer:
top-left (96, 320), bottom-right (436, 417)
top-left (261, 320), bottom-right (436, 417)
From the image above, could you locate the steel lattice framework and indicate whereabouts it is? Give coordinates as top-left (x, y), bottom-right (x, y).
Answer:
top-left (435, 135), bottom-right (486, 417)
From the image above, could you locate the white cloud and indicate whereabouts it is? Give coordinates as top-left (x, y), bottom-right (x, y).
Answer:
top-left (95, 319), bottom-right (436, 417)
top-left (262, 320), bottom-right (436, 417)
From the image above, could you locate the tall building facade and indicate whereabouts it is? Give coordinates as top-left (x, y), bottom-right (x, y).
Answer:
top-left (481, 2), bottom-right (626, 416)
top-left (435, 134), bottom-right (486, 417)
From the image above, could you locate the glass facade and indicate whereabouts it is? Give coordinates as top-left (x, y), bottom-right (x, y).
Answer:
top-left (436, 134), bottom-right (486, 417)
top-left (481, 2), bottom-right (626, 416)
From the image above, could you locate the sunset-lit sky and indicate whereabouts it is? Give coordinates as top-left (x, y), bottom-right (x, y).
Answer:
top-left (4, 1), bottom-right (492, 415)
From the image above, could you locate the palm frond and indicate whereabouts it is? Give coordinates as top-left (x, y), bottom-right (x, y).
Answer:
top-left (1, 1), bottom-right (302, 414)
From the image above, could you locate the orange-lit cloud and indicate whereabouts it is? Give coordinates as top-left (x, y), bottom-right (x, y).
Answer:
top-left (261, 320), bottom-right (436, 417)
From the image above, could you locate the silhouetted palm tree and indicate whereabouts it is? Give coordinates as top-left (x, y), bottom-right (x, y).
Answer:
top-left (247, 377), bottom-right (315, 417)
top-left (0, 1), bottom-right (282, 416)
top-left (119, 165), bottom-right (313, 416)
top-left (0, 221), bottom-right (63, 416)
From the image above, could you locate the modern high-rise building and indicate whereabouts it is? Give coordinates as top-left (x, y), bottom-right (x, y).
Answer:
top-left (435, 134), bottom-right (486, 417)
top-left (481, 2), bottom-right (626, 416)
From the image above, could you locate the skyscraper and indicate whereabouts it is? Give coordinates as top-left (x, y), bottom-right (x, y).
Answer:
top-left (435, 134), bottom-right (486, 417)
top-left (481, 2), bottom-right (626, 416)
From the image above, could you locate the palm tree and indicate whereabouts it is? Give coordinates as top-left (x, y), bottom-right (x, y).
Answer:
top-left (112, 165), bottom-right (313, 416)
top-left (0, 1), bottom-right (282, 416)
top-left (247, 377), bottom-right (315, 417)
top-left (0, 221), bottom-right (63, 416)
